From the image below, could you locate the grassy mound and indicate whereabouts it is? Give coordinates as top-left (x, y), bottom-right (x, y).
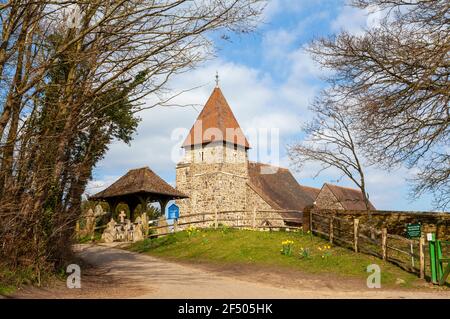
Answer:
top-left (128, 227), bottom-right (423, 288)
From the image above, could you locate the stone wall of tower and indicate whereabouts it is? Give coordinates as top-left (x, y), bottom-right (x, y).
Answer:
top-left (176, 142), bottom-right (249, 227)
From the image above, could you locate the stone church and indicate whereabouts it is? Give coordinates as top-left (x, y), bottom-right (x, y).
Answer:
top-left (175, 85), bottom-right (321, 227)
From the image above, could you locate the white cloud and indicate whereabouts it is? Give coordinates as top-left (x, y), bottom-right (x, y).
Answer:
top-left (331, 2), bottom-right (388, 35)
top-left (263, 0), bottom-right (305, 22)
top-left (85, 174), bottom-right (120, 198)
top-left (331, 5), bottom-right (368, 34)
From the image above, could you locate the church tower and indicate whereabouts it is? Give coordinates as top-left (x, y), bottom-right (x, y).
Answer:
top-left (176, 86), bottom-right (250, 222)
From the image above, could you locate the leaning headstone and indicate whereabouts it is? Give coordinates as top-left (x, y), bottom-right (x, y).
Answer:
top-left (124, 219), bottom-right (134, 242)
top-left (117, 224), bottom-right (126, 241)
top-left (135, 216), bottom-right (142, 225)
top-left (156, 217), bottom-right (168, 236)
top-left (94, 204), bottom-right (105, 217)
top-left (133, 224), bottom-right (144, 242)
top-left (101, 218), bottom-right (117, 243)
top-left (84, 208), bottom-right (96, 237)
top-left (140, 213), bottom-right (149, 234)
top-left (132, 216), bottom-right (145, 242)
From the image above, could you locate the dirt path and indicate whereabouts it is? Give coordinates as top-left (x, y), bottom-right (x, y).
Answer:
top-left (13, 244), bottom-right (450, 299)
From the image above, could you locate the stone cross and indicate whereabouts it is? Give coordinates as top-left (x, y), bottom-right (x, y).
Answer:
top-left (119, 210), bottom-right (126, 223)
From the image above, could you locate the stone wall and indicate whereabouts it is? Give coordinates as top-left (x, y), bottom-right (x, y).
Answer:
top-left (182, 142), bottom-right (247, 165)
top-left (246, 185), bottom-right (285, 227)
top-left (303, 208), bottom-right (450, 240)
top-left (175, 142), bottom-right (287, 228)
top-left (176, 143), bottom-right (249, 228)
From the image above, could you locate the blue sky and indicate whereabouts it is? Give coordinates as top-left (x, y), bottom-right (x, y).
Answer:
top-left (88, 0), bottom-right (436, 212)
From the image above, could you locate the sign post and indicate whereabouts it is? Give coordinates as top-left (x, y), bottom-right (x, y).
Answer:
top-left (168, 204), bottom-right (180, 233)
top-left (406, 223), bottom-right (421, 239)
top-left (168, 203), bottom-right (180, 220)
top-left (406, 223), bottom-right (421, 270)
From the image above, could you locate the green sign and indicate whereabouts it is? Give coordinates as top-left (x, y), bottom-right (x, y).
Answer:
top-left (406, 223), bottom-right (421, 239)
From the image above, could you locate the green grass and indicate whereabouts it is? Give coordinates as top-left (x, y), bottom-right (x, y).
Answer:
top-left (77, 231), bottom-right (102, 244)
top-left (127, 227), bottom-right (425, 288)
top-left (0, 263), bottom-right (67, 296)
top-left (0, 265), bottom-right (38, 296)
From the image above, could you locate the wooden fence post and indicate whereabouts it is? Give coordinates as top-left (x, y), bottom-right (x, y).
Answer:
top-left (329, 217), bottom-right (334, 244)
top-left (310, 211), bottom-right (313, 234)
top-left (252, 208), bottom-right (256, 229)
top-left (419, 235), bottom-right (425, 279)
top-left (381, 228), bottom-right (387, 261)
top-left (214, 209), bottom-right (218, 229)
top-left (353, 218), bottom-right (359, 253)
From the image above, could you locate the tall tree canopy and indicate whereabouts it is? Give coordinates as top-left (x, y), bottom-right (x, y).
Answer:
top-left (0, 0), bottom-right (265, 279)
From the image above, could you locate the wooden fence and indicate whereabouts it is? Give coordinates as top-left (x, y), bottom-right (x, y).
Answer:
top-left (145, 209), bottom-right (303, 238)
top-left (89, 208), bottom-right (440, 281)
top-left (310, 212), bottom-right (427, 278)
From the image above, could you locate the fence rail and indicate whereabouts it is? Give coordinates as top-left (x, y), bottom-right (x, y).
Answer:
top-left (310, 212), bottom-right (426, 278)
top-left (146, 209), bottom-right (303, 236)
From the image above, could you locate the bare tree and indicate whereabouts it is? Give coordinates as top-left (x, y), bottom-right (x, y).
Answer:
top-left (0, 0), bottom-right (266, 281)
top-left (308, 0), bottom-right (449, 209)
top-left (289, 92), bottom-right (372, 210)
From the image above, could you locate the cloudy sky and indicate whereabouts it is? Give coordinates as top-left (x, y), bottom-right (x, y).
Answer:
top-left (87, 0), bottom-right (435, 212)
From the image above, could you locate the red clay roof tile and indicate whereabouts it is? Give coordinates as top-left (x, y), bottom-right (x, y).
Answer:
top-left (182, 87), bottom-right (250, 149)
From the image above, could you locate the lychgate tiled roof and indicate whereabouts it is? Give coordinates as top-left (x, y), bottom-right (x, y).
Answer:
top-left (182, 87), bottom-right (250, 149)
top-left (91, 167), bottom-right (187, 200)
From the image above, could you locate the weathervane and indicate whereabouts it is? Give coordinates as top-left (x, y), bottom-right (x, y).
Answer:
top-left (215, 71), bottom-right (219, 87)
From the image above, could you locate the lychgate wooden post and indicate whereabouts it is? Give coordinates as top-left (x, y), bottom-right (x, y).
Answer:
top-left (419, 235), bottom-right (425, 279)
top-left (353, 218), bottom-right (359, 253)
top-left (252, 208), bottom-right (256, 229)
top-left (381, 228), bottom-right (387, 260)
top-left (329, 217), bottom-right (334, 244)
top-left (310, 211), bottom-right (314, 234)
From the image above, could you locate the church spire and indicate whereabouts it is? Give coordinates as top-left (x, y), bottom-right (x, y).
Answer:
top-left (182, 86), bottom-right (250, 149)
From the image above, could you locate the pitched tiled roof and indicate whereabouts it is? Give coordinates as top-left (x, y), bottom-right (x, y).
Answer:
top-left (248, 162), bottom-right (320, 221)
top-left (182, 87), bottom-right (250, 149)
top-left (324, 183), bottom-right (376, 210)
top-left (90, 167), bottom-right (187, 200)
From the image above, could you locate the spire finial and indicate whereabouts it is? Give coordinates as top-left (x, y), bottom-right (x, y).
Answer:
top-left (215, 71), bottom-right (219, 87)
